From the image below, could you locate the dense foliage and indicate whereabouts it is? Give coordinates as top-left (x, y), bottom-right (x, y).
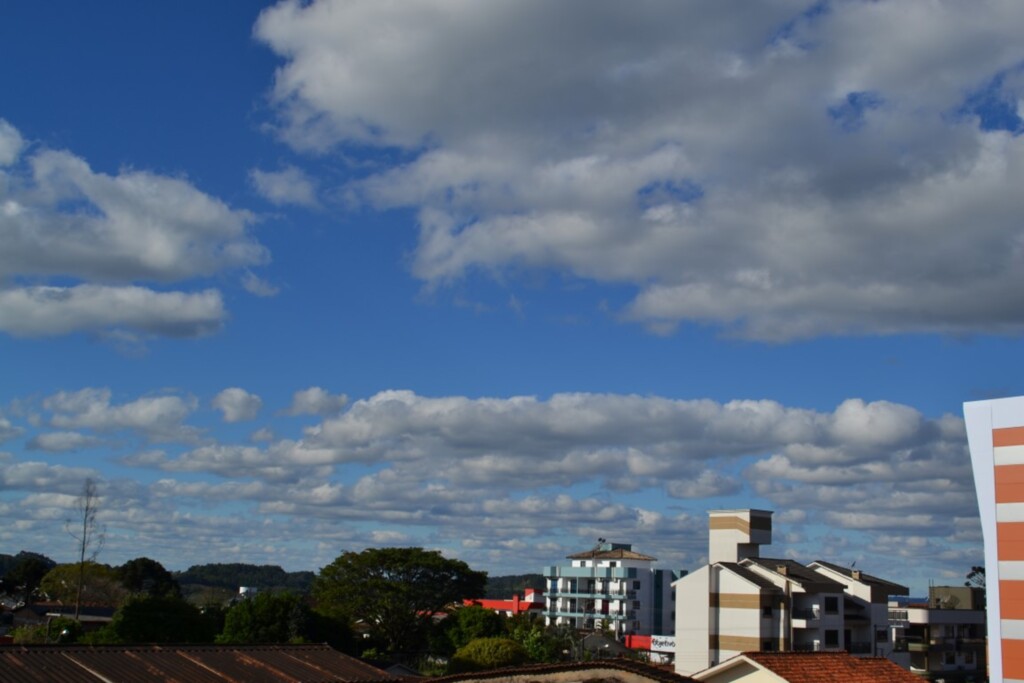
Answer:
top-left (11, 616), bottom-right (82, 644)
top-left (97, 595), bottom-right (217, 643)
top-left (442, 605), bottom-right (506, 653)
top-left (449, 637), bottom-right (530, 673)
top-left (117, 557), bottom-right (181, 598)
top-left (218, 591), bottom-right (313, 644)
top-left (0, 551), bottom-right (56, 602)
top-left (314, 547), bottom-right (487, 658)
top-left (40, 562), bottom-right (127, 607)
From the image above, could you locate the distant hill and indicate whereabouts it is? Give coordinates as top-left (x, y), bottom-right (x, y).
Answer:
top-left (174, 563), bottom-right (315, 595)
top-left (0, 551), bottom-right (55, 576)
top-left (484, 574), bottom-right (545, 599)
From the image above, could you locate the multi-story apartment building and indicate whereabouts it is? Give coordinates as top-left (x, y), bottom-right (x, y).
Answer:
top-left (543, 542), bottom-right (677, 637)
top-left (674, 509), bottom-right (908, 677)
top-left (888, 586), bottom-right (987, 682)
top-left (965, 395), bottom-right (1023, 683)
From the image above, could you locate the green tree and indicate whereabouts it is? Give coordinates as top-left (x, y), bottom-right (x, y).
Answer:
top-left (40, 562), bottom-right (126, 607)
top-left (314, 547), bottom-right (487, 658)
top-left (217, 591), bottom-right (315, 644)
top-left (446, 605), bottom-right (506, 651)
top-left (117, 557), bottom-right (181, 598)
top-left (505, 615), bottom-right (569, 663)
top-left (1, 552), bottom-right (56, 603)
top-left (98, 595), bottom-right (216, 643)
top-left (11, 616), bottom-right (82, 644)
top-left (449, 637), bottom-right (529, 673)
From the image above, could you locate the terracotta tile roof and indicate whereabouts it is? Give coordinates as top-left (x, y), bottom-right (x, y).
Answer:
top-left (429, 658), bottom-right (698, 683)
top-left (742, 651), bottom-right (920, 683)
top-left (0, 644), bottom-right (395, 682)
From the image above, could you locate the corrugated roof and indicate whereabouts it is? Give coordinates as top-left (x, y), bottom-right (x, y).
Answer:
top-left (0, 644), bottom-right (395, 683)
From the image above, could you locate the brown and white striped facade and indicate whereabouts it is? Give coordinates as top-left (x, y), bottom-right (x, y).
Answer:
top-left (965, 396), bottom-right (1024, 683)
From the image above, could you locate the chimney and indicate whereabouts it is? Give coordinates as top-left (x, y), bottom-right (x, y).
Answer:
top-left (708, 509), bottom-right (773, 564)
top-left (776, 565), bottom-right (788, 576)
top-left (851, 570), bottom-right (862, 581)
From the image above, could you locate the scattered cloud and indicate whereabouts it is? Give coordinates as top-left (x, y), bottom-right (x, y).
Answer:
top-left (0, 285), bottom-right (225, 338)
top-left (0, 119), bottom-right (24, 166)
top-left (241, 271), bottom-right (280, 297)
top-left (43, 388), bottom-right (198, 442)
top-left (256, 0), bottom-right (1024, 340)
top-left (249, 165), bottom-right (318, 207)
top-left (0, 416), bottom-right (23, 443)
top-left (27, 431), bottom-right (103, 453)
top-left (284, 387), bottom-right (348, 416)
top-left (0, 384), bottom-right (978, 582)
top-left (0, 119), bottom-right (268, 340)
top-left (212, 388), bottom-right (263, 423)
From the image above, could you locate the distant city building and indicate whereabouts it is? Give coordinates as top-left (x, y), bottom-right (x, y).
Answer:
top-left (463, 588), bottom-right (546, 617)
top-left (543, 542), bottom-right (678, 637)
top-left (888, 585), bottom-right (987, 681)
top-left (673, 509), bottom-right (908, 677)
top-left (965, 395), bottom-right (1024, 683)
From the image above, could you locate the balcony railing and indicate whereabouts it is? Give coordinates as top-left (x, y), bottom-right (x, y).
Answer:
top-left (547, 590), bottom-right (633, 600)
top-left (894, 636), bottom-right (986, 653)
top-left (545, 609), bottom-right (626, 621)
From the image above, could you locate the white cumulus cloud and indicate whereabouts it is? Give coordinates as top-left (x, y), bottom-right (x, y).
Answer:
top-left (0, 120), bottom-right (269, 340)
top-left (285, 387), bottom-right (348, 416)
top-left (256, 0), bottom-right (1024, 340)
top-left (212, 388), bottom-right (264, 423)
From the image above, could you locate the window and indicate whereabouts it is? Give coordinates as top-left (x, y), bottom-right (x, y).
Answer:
top-left (965, 650), bottom-right (975, 665)
top-left (824, 597), bottom-right (839, 614)
top-left (875, 629), bottom-right (888, 643)
top-left (762, 640), bottom-right (775, 651)
top-left (633, 580), bottom-right (641, 590)
top-left (762, 605), bottom-right (773, 617)
top-left (824, 630), bottom-right (839, 648)
top-left (944, 651), bottom-right (956, 665)
top-left (609, 561), bottom-right (617, 567)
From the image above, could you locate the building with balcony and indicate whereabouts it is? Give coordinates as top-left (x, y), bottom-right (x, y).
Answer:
top-left (888, 586), bottom-right (987, 682)
top-left (674, 509), bottom-right (909, 677)
top-left (543, 542), bottom-right (678, 637)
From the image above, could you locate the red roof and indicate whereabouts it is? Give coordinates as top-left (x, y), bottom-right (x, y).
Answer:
top-left (738, 651), bottom-right (920, 683)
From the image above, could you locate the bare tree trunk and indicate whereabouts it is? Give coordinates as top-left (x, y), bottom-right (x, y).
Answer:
top-left (66, 478), bottom-right (104, 621)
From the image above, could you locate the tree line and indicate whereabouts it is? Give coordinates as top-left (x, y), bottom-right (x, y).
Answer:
top-left (0, 546), bottom-right (571, 673)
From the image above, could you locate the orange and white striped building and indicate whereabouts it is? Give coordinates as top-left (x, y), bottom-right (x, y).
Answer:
top-left (965, 396), bottom-right (1024, 683)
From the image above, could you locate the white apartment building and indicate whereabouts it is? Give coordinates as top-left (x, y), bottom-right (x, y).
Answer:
top-left (674, 509), bottom-right (909, 677)
top-left (543, 542), bottom-right (677, 637)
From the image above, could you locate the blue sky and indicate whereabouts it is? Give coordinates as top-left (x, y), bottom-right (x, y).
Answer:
top-left (2, 0), bottom-right (1023, 594)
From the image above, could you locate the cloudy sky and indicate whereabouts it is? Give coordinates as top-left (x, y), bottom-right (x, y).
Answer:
top-left (2, 0), bottom-right (1022, 593)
